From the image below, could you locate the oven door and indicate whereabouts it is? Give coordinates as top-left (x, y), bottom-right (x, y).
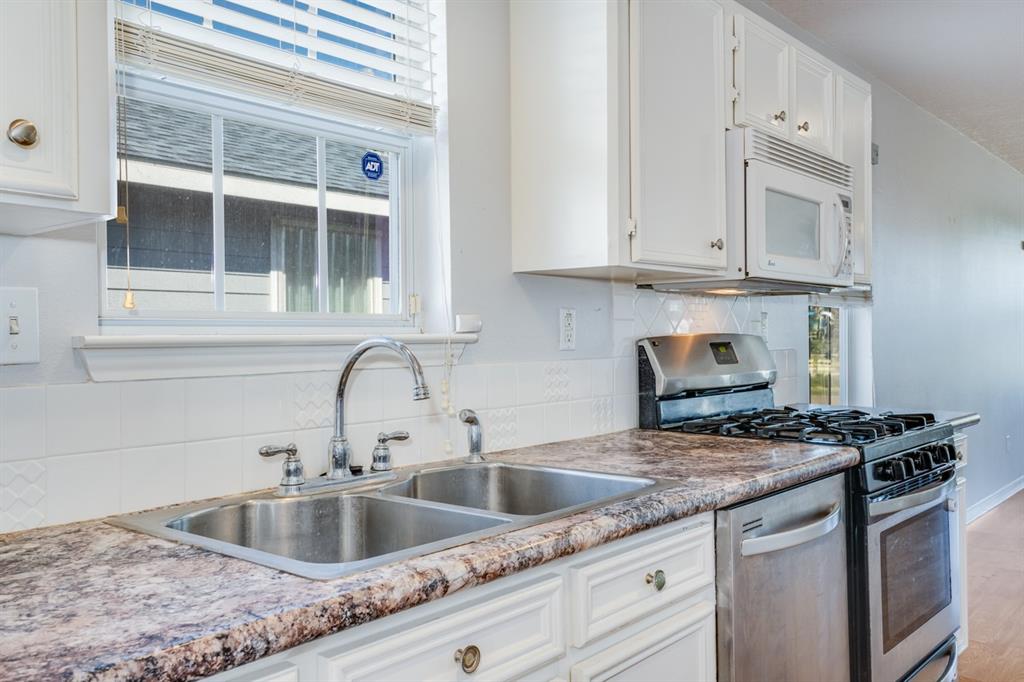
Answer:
top-left (745, 159), bottom-right (853, 287)
top-left (866, 472), bottom-right (961, 682)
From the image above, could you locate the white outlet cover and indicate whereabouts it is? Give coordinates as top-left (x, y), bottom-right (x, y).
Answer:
top-left (0, 287), bottom-right (40, 365)
top-left (559, 307), bottom-right (576, 351)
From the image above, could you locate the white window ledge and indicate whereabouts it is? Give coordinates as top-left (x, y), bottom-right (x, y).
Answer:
top-left (72, 333), bottom-right (479, 382)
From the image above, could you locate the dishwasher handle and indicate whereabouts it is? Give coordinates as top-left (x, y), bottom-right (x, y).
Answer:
top-left (740, 503), bottom-right (841, 557)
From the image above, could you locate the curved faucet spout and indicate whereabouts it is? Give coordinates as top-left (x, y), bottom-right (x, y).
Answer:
top-left (329, 337), bottom-right (431, 479)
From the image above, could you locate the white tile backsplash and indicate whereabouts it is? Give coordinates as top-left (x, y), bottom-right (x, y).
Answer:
top-left (184, 438), bottom-right (243, 501)
top-left (121, 380), bottom-right (185, 448)
top-left (46, 383), bottom-right (121, 456)
top-left (121, 444), bottom-right (185, 513)
top-left (47, 450), bottom-right (120, 524)
top-left (184, 377), bottom-right (244, 441)
top-left (0, 385), bottom-right (46, 462)
top-left (1, 288), bottom-right (808, 531)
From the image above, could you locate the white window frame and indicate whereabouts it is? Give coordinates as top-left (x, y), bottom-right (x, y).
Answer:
top-left (98, 69), bottom-right (418, 333)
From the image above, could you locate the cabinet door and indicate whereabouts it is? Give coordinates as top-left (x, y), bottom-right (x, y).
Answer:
top-left (0, 0), bottom-right (78, 199)
top-left (733, 14), bottom-right (790, 136)
top-left (570, 601), bottom-right (716, 682)
top-left (837, 76), bottom-right (872, 283)
top-left (792, 48), bottom-right (835, 155)
top-left (630, 0), bottom-right (728, 271)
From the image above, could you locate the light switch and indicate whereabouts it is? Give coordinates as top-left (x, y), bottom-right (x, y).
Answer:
top-left (0, 288), bottom-right (40, 365)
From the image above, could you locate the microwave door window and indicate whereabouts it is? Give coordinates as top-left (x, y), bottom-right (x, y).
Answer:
top-left (765, 189), bottom-right (821, 260)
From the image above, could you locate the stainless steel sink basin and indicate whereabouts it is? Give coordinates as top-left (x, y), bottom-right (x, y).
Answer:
top-left (111, 461), bottom-right (673, 580)
top-left (380, 463), bottom-right (658, 516)
top-left (168, 494), bottom-right (509, 565)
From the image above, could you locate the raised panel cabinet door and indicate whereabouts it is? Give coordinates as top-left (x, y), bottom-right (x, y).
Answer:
top-left (630, 0), bottom-right (728, 271)
top-left (733, 14), bottom-right (790, 136)
top-left (570, 601), bottom-right (716, 682)
top-left (837, 76), bottom-right (872, 283)
top-left (792, 48), bottom-right (835, 155)
top-left (0, 0), bottom-right (78, 199)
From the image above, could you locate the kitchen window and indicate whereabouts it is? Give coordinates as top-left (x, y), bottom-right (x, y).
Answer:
top-left (103, 0), bottom-right (439, 325)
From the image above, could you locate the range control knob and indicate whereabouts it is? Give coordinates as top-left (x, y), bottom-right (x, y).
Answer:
top-left (909, 450), bottom-right (935, 472)
top-left (875, 459), bottom-right (907, 482)
top-left (936, 443), bottom-right (957, 464)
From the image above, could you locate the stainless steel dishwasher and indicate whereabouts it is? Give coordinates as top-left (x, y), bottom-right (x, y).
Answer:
top-left (716, 472), bottom-right (850, 682)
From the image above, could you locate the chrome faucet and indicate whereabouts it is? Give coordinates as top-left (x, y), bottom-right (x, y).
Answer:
top-left (329, 337), bottom-right (430, 479)
top-left (460, 409), bottom-right (485, 463)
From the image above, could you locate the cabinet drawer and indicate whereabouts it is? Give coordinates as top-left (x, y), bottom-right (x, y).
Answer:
top-left (569, 522), bottom-right (714, 647)
top-left (216, 661), bottom-right (300, 682)
top-left (570, 600), bottom-right (716, 682)
top-left (320, 575), bottom-right (565, 681)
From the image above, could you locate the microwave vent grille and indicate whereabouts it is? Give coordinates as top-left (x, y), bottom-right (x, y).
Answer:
top-left (747, 130), bottom-right (853, 190)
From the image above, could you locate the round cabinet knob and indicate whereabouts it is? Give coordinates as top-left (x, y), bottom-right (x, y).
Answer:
top-left (645, 569), bottom-right (667, 591)
top-left (454, 644), bottom-right (481, 674)
top-left (7, 119), bottom-right (39, 149)
top-left (773, 110), bottom-right (787, 122)
top-left (798, 121), bottom-right (811, 132)
top-left (710, 238), bottom-right (724, 250)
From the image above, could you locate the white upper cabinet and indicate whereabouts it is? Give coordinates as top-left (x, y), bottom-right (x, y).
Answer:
top-left (733, 13), bottom-right (837, 157)
top-left (837, 74), bottom-right (873, 283)
top-left (0, 1), bottom-right (77, 200)
top-left (733, 14), bottom-right (790, 136)
top-left (0, 0), bottom-right (114, 235)
top-left (792, 49), bottom-right (835, 155)
top-left (630, 0), bottom-right (727, 271)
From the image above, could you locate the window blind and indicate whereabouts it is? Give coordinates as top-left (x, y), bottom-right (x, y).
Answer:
top-left (115, 0), bottom-right (439, 133)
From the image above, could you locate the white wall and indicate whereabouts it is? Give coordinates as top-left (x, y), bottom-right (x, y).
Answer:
top-left (870, 86), bottom-right (1024, 510)
top-left (741, 0), bottom-right (1024, 510)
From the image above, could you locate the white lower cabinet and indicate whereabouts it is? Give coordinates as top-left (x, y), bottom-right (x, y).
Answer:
top-left (208, 514), bottom-right (715, 682)
top-left (570, 601), bottom-right (716, 682)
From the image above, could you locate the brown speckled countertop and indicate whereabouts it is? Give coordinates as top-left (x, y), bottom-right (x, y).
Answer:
top-left (0, 430), bottom-right (859, 681)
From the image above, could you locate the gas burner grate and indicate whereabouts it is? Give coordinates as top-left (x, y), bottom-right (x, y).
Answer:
top-left (676, 408), bottom-right (937, 445)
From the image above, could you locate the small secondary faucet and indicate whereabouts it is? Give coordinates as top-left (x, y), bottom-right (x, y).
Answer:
top-left (329, 337), bottom-right (430, 479)
top-left (460, 409), bottom-right (484, 463)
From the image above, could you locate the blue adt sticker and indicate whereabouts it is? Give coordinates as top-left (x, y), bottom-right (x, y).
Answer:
top-left (361, 151), bottom-right (384, 180)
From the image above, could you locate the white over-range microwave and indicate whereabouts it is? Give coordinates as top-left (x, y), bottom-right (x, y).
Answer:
top-left (736, 127), bottom-right (854, 289)
top-left (650, 128), bottom-right (855, 295)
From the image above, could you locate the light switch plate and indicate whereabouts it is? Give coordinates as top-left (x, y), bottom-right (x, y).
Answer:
top-left (0, 287), bottom-right (40, 365)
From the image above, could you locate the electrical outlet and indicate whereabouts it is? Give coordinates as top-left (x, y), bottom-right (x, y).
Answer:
top-left (559, 307), bottom-right (576, 351)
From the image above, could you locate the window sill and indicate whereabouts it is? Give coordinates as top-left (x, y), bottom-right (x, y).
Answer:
top-left (72, 333), bottom-right (479, 382)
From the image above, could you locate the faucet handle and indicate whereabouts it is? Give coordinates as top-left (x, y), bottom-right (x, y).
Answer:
top-left (258, 443), bottom-right (304, 488)
top-left (378, 430), bottom-right (410, 444)
top-left (371, 431), bottom-right (409, 472)
top-left (259, 443), bottom-right (297, 458)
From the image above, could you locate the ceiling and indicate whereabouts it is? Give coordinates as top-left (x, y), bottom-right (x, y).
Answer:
top-left (764, 0), bottom-right (1024, 172)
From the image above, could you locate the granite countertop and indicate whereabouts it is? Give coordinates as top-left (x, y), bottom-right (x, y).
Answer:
top-left (0, 430), bottom-right (859, 682)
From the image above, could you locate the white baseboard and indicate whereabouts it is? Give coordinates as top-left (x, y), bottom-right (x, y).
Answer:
top-left (967, 475), bottom-right (1024, 524)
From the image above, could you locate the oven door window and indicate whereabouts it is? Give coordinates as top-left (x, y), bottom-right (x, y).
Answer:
top-left (879, 505), bottom-right (952, 652)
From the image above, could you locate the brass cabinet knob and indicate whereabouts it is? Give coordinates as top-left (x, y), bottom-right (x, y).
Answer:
top-left (798, 121), bottom-right (811, 132)
top-left (7, 119), bottom-right (39, 149)
top-left (773, 110), bottom-right (787, 122)
top-left (710, 238), bottom-right (724, 250)
top-left (454, 644), bottom-right (481, 674)
top-left (645, 569), bottom-right (667, 591)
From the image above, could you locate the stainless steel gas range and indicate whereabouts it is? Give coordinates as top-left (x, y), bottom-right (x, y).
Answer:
top-left (638, 332), bottom-right (967, 682)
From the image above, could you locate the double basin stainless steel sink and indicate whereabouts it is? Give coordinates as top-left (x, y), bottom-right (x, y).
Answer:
top-left (112, 462), bottom-right (674, 580)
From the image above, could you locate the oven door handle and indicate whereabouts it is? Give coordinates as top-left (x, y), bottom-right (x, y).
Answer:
top-left (937, 641), bottom-right (959, 682)
top-left (740, 503), bottom-right (841, 556)
top-left (868, 473), bottom-right (956, 520)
